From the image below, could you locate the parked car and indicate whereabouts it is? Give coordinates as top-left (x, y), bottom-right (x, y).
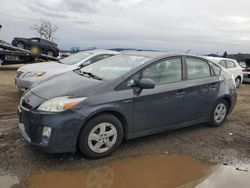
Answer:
top-left (18, 52), bottom-right (237, 158)
top-left (239, 61), bottom-right (250, 83)
top-left (12, 37), bottom-right (59, 57)
top-left (15, 49), bottom-right (119, 91)
top-left (203, 57), bottom-right (243, 88)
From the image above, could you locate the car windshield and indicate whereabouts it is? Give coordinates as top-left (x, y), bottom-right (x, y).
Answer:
top-left (59, 52), bottom-right (92, 65)
top-left (79, 54), bottom-right (150, 80)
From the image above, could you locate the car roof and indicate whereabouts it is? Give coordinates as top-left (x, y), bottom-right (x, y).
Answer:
top-left (84, 49), bottom-right (119, 55)
top-left (202, 56), bottom-right (236, 63)
top-left (122, 50), bottom-right (202, 59)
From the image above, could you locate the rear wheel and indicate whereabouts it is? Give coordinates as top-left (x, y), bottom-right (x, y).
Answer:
top-left (46, 50), bottom-right (55, 57)
top-left (235, 77), bottom-right (241, 88)
top-left (16, 42), bottom-right (25, 49)
top-left (208, 99), bottom-right (229, 127)
top-left (78, 114), bottom-right (123, 159)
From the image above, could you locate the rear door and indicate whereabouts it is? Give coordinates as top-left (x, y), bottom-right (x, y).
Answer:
top-left (182, 57), bottom-right (220, 121)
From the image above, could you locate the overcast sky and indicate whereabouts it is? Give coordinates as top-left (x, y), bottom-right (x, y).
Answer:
top-left (0, 0), bottom-right (250, 54)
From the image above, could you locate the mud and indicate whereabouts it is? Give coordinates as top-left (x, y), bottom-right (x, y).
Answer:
top-left (1, 153), bottom-right (250, 188)
top-left (0, 66), bottom-right (250, 188)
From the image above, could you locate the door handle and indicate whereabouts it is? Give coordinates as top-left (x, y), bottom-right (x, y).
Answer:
top-left (176, 91), bottom-right (186, 98)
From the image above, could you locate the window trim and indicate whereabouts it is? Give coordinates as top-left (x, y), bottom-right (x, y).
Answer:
top-left (209, 62), bottom-right (222, 76)
top-left (115, 56), bottom-right (185, 91)
top-left (183, 56), bottom-right (216, 81)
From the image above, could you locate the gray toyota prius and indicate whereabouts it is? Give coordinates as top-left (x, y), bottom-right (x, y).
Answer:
top-left (18, 51), bottom-right (237, 158)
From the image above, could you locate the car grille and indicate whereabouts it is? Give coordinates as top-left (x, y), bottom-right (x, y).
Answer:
top-left (16, 71), bottom-right (23, 78)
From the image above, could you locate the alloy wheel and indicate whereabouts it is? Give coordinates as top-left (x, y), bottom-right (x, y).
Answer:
top-left (88, 123), bottom-right (118, 153)
top-left (214, 103), bottom-right (227, 123)
top-left (16, 42), bottom-right (24, 49)
top-left (47, 51), bottom-right (54, 57)
top-left (235, 78), bottom-right (241, 88)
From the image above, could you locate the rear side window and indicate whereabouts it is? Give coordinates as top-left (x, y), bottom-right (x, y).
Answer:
top-left (186, 58), bottom-right (211, 79)
top-left (226, 60), bottom-right (236, 68)
top-left (218, 61), bottom-right (227, 68)
top-left (209, 62), bottom-right (221, 76)
top-left (141, 58), bottom-right (182, 84)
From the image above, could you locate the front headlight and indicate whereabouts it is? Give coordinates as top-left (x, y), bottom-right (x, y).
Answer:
top-left (23, 72), bottom-right (46, 78)
top-left (37, 96), bottom-right (87, 112)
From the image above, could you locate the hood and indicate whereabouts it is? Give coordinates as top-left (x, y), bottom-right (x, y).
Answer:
top-left (19, 61), bottom-right (68, 72)
top-left (29, 71), bottom-right (103, 99)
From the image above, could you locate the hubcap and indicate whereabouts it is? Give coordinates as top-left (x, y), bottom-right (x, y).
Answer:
top-left (47, 51), bottom-right (54, 57)
top-left (16, 43), bottom-right (24, 49)
top-left (88, 123), bottom-right (117, 153)
top-left (214, 103), bottom-right (227, 123)
top-left (235, 78), bottom-right (240, 87)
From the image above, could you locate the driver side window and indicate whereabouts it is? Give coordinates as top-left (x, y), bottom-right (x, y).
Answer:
top-left (126, 58), bottom-right (182, 87)
top-left (140, 58), bottom-right (182, 84)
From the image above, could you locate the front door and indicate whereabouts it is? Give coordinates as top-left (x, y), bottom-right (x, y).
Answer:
top-left (132, 57), bottom-right (186, 132)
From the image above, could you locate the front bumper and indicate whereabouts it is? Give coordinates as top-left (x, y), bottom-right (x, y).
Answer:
top-left (17, 105), bottom-right (86, 153)
top-left (243, 72), bottom-right (250, 83)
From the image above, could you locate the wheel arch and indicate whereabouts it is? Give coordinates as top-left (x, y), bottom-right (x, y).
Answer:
top-left (76, 109), bottom-right (129, 151)
top-left (218, 95), bottom-right (232, 110)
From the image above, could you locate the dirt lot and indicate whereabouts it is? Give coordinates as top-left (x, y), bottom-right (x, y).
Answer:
top-left (0, 67), bottom-right (250, 185)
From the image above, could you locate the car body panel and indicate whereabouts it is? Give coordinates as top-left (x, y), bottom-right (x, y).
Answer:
top-left (12, 37), bottom-right (59, 57)
top-left (203, 56), bottom-right (243, 84)
top-left (18, 52), bottom-right (237, 153)
top-left (15, 50), bottom-right (119, 90)
top-left (240, 61), bottom-right (250, 82)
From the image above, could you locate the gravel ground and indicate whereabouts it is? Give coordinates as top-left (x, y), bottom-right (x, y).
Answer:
top-left (0, 68), bottom-right (249, 178)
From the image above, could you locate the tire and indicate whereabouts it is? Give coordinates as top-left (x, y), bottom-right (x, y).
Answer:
top-left (78, 114), bottom-right (123, 159)
top-left (208, 99), bottom-right (229, 127)
top-left (235, 77), bottom-right (241, 88)
top-left (0, 58), bottom-right (3, 66)
top-left (46, 50), bottom-right (55, 57)
top-left (16, 42), bottom-right (25, 49)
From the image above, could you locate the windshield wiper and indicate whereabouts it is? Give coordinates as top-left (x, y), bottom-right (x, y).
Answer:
top-left (77, 70), bottom-right (103, 80)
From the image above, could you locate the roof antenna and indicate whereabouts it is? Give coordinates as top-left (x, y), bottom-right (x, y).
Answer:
top-left (186, 49), bottom-right (191, 53)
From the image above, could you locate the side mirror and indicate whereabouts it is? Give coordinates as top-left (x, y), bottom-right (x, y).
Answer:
top-left (137, 78), bottom-right (155, 89)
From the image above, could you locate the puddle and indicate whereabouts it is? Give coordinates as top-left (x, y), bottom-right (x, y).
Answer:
top-left (1, 154), bottom-right (249, 188)
top-left (0, 175), bottom-right (19, 188)
top-left (22, 154), bottom-right (215, 188)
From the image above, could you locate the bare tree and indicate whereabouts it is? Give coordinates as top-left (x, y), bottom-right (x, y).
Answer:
top-left (31, 19), bottom-right (58, 41)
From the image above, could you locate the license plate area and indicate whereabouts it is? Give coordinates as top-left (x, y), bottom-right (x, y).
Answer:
top-left (5, 55), bottom-right (19, 61)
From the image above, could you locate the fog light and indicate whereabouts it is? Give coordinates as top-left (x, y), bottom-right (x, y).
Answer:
top-left (42, 126), bottom-right (52, 144)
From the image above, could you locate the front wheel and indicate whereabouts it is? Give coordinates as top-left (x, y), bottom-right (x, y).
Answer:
top-left (78, 114), bottom-right (123, 159)
top-left (208, 99), bottom-right (229, 127)
top-left (16, 42), bottom-right (25, 49)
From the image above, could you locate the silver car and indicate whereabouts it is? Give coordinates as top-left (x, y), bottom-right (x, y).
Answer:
top-left (203, 56), bottom-right (243, 88)
top-left (15, 49), bottom-right (119, 91)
